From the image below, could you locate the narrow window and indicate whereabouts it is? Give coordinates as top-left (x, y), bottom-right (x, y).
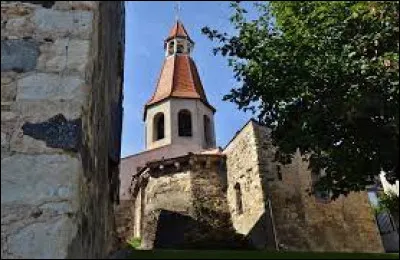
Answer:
top-left (176, 42), bottom-right (184, 54)
top-left (168, 41), bottom-right (175, 55)
top-left (178, 110), bottom-right (192, 137)
top-left (234, 183), bottom-right (243, 214)
top-left (203, 115), bottom-right (212, 146)
top-left (313, 169), bottom-right (331, 202)
top-left (277, 165), bottom-right (282, 181)
top-left (153, 113), bottom-right (164, 141)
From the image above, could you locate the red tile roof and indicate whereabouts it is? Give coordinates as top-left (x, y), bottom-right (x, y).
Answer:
top-left (165, 20), bottom-right (193, 42)
top-left (146, 54), bottom-right (214, 111)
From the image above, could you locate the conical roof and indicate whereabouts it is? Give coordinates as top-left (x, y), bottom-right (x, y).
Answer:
top-left (165, 20), bottom-right (193, 43)
top-left (145, 21), bottom-right (214, 112)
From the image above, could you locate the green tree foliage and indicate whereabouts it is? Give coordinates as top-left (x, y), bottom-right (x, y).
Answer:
top-left (377, 191), bottom-right (399, 218)
top-left (202, 1), bottom-right (399, 199)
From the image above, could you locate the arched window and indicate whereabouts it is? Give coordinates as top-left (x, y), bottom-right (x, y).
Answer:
top-left (153, 113), bottom-right (164, 141)
top-left (178, 110), bottom-right (192, 137)
top-left (176, 40), bottom-right (184, 54)
top-left (168, 41), bottom-right (175, 56)
top-left (234, 183), bottom-right (243, 214)
top-left (203, 115), bottom-right (212, 146)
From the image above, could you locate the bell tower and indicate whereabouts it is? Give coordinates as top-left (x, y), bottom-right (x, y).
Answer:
top-left (143, 20), bottom-right (216, 153)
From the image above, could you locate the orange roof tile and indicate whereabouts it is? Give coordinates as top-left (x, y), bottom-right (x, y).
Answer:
top-left (146, 55), bottom-right (215, 111)
top-left (165, 20), bottom-right (193, 42)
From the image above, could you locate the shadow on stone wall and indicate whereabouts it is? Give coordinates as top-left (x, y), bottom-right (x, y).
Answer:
top-left (153, 210), bottom-right (250, 250)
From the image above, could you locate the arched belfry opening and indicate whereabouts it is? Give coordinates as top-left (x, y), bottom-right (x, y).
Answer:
top-left (154, 112), bottom-right (165, 141)
top-left (178, 110), bottom-right (192, 137)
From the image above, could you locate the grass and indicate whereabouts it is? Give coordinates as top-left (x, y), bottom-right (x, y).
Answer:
top-left (127, 249), bottom-right (399, 259)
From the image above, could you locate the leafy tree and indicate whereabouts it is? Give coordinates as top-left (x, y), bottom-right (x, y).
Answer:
top-left (377, 191), bottom-right (399, 219)
top-left (202, 1), bottom-right (399, 199)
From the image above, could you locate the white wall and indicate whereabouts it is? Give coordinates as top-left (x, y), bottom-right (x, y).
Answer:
top-left (380, 171), bottom-right (399, 196)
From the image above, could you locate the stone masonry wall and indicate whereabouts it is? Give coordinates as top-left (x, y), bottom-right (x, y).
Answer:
top-left (252, 122), bottom-right (384, 252)
top-left (224, 121), bottom-right (275, 249)
top-left (1, 1), bottom-right (124, 258)
top-left (134, 154), bottom-right (245, 249)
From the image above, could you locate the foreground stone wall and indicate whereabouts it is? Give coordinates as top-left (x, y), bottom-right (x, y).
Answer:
top-left (1, 1), bottom-right (124, 258)
top-left (252, 122), bottom-right (384, 252)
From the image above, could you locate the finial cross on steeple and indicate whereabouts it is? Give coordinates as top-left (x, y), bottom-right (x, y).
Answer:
top-left (174, 1), bottom-right (181, 21)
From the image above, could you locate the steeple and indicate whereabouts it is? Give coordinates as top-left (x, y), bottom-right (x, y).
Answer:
top-left (143, 20), bottom-right (217, 152)
top-left (145, 20), bottom-right (215, 112)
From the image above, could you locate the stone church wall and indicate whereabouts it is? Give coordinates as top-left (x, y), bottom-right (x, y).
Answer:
top-left (1, 1), bottom-right (124, 258)
top-left (134, 154), bottom-right (245, 249)
top-left (252, 122), bottom-right (384, 252)
top-left (224, 121), bottom-right (274, 249)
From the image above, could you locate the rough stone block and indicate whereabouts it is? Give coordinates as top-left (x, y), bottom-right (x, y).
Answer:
top-left (53, 1), bottom-right (96, 11)
top-left (16, 73), bottom-right (86, 101)
top-left (6, 216), bottom-right (77, 259)
top-left (1, 39), bottom-right (39, 72)
top-left (1, 80), bottom-right (17, 101)
top-left (3, 17), bottom-right (36, 39)
top-left (1, 111), bottom-right (18, 122)
top-left (1, 154), bottom-right (80, 205)
top-left (33, 9), bottom-right (93, 39)
top-left (15, 99), bottom-right (83, 122)
top-left (38, 39), bottom-right (90, 73)
top-left (10, 127), bottom-right (61, 154)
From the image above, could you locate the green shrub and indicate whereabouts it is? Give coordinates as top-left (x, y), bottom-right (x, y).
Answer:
top-left (127, 237), bottom-right (141, 249)
top-left (377, 191), bottom-right (399, 217)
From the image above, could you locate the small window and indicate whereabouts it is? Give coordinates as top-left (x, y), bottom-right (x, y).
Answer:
top-left (178, 110), bottom-right (192, 137)
top-left (312, 169), bottom-right (331, 202)
top-left (168, 41), bottom-right (175, 55)
top-left (277, 165), bottom-right (282, 181)
top-left (204, 115), bottom-right (212, 146)
top-left (176, 43), bottom-right (184, 54)
top-left (234, 183), bottom-right (243, 214)
top-left (153, 112), bottom-right (164, 141)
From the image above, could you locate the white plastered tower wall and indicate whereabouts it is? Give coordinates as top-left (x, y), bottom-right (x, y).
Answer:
top-left (144, 98), bottom-right (216, 152)
top-left (143, 20), bottom-right (216, 153)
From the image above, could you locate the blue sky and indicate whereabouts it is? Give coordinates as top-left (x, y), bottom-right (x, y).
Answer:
top-left (121, 1), bottom-right (258, 157)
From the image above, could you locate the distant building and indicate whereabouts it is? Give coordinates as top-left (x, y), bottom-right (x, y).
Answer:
top-left (115, 20), bottom-right (384, 253)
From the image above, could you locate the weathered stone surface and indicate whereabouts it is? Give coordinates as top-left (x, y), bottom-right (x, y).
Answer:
top-left (37, 39), bottom-right (90, 73)
top-left (16, 99), bottom-right (83, 121)
top-left (53, 1), bottom-right (96, 11)
top-left (251, 122), bottom-right (384, 253)
top-left (22, 114), bottom-right (81, 152)
top-left (0, 3), bottom-right (35, 18)
top-left (16, 73), bottom-right (86, 101)
top-left (1, 154), bottom-right (80, 205)
top-left (1, 132), bottom-right (7, 147)
top-left (18, 1), bottom-right (56, 8)
top-left (129, 155), bottom-right (247, 250)
top-left (1, 80), bottom-right (17, 101)
top-left (1, 111), bottom-right (18, 122)
top-left (224, 121), bottom-right (272, 249)
top-left (1, 40), bottom-right (39, 72)
top-left (10, 125), bottom-right (63, 154)
top-left (2, 17), bottom-right (36, 39)
top-left (6, 216), bottom-right (77, 259)
top-left (1, 72), bottom-right (18, 102)
top-left (1, 2), bottom-right (124, 259)
top-left (33, 9), bottom-right (93, 39)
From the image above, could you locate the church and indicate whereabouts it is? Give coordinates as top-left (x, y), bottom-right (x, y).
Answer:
top-left (115, 20), bottom-right (384, 252)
